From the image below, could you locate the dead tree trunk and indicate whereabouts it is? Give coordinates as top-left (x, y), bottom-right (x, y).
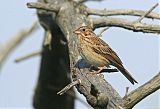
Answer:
top-left (32, 0), bottom-right (74, 109)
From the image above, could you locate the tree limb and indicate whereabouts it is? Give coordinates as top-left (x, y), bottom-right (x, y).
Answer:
top-left (27, 2), bottom-right (160, 21)
top-left (0, 21), bottom-right (38, 69)
top-left (27, 2), bottom-right (60, 13)
top-left (92, 17), bottom-right (160, 34)
top-left (123, 72), bottom-right (160, 109)
top-left (27, 3), bottom-right (160, 34)
top-left (27, 2), bottom-right (160, 34)
top-left (86, 8), bottom-right (160, 20)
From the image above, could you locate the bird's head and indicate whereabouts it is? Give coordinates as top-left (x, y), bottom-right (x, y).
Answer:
top-left (73, 26), bottom-right (94, 38)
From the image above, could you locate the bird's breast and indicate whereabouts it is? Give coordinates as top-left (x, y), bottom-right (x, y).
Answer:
top-left (79, 43), bottom-right (110, 67)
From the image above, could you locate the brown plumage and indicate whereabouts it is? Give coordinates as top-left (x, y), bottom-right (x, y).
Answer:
top-left (74, 26), bottom-right (138, 84)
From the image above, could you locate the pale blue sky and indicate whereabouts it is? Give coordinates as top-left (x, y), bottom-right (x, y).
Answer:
top-left (0, 0), bottom-right (159, 109)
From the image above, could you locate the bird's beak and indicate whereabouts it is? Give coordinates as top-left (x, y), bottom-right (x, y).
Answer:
top-left (73, 30), bottom-right (80, 34)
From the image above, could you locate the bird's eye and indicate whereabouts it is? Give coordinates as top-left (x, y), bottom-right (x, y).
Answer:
top-left (82, 29), bottom-right (85, 31)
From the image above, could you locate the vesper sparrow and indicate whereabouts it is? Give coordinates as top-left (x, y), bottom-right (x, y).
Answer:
top-left (74, 26), bottom-right (138, 84)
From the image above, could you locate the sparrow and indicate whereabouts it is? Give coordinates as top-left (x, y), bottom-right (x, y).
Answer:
top-left (74, 26), bottom-right (138, 84)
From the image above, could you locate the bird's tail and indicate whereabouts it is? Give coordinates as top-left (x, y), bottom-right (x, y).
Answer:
top-left (115, 64), bottom-right (138, 85)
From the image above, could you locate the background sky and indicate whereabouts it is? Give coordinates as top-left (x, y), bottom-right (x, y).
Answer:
top-left (0, 0), bottom-right (159, 109)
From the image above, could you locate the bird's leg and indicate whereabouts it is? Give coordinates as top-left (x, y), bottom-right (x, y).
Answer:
top-left (87, 66), bottom-right (107, 75)
top-left (88, 65), bottom-right (118, 75)
top-left (97, 66), bottom-right (107, 74)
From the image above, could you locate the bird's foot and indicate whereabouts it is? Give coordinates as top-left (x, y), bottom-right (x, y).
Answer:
top-left (97, 66), bottom-right (108, 74)
top-left (86, 70), bottom-right (104, 78)
top-left (87, 66), bottom-right (107, 76)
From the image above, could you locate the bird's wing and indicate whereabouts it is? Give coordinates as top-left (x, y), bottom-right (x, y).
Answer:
top-left (90, 36), bottom-right (123, 65)
top-left (90, 36), bottom-right (138, 84)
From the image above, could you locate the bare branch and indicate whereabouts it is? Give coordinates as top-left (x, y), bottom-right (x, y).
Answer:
top-left (123, 73), bottom-right (160, 109)
top-left (136, 3), bottom-right (159, 22)
top-left (15, 50), bottom-right (41, 63)
top-left (86, 8), bottom-right (160, 20)
top-left (92, 17), bottom-right (160, 34)
top-left (27, 2), bottom-right (60, 13)
top-left (0, 22), bottom-right (39, 69)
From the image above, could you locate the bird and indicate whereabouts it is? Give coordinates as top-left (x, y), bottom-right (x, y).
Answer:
top-left (73, 26), bottom-right (138, 85)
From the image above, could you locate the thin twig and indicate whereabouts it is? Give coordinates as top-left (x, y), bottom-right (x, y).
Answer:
top-left (57, 79), bottom-right (81, 95)
top-left (15, 50), bottom-right (42, 63)
top-left (97, 27), bottom-right (110, 37)
top-left (86, 8), bottom-right (160, 20)
top-left (136, 3), bottom-right (159, 22)
top-left (0, 22), bottom-right (39, 69)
